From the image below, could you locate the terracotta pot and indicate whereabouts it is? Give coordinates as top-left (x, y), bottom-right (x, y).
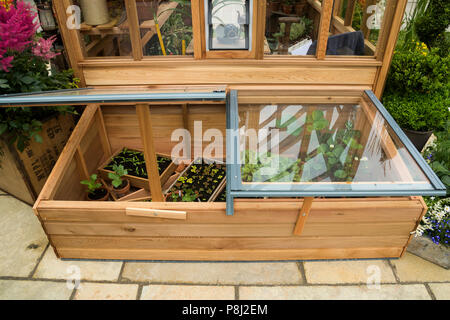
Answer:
top-left (113, 179), bottom-right (130, 197)
top-left (281, 4), bottom-right (294, 14)
top-left (87, 187), bottom-right (110, 201)
top-left (295, 3), bottom-right (306, 16)
top-left (269, 1), bottom-right (281, 12)
top-left (403, 129), bottom-right (433, 152)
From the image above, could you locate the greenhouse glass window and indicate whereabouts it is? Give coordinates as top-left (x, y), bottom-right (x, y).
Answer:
top-left (207, 0), bottom-right (251, 50)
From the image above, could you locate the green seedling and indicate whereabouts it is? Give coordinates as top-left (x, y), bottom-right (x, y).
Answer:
top-left (81, 174), bottom-right (102, 194)
top-left (108, 164), bottom-right (128, 188)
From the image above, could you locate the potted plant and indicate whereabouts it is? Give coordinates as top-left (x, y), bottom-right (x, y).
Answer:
top-left (268, 0), bottom-right (281, 13)
top-left (79, 0), bottom-right (110, 26)
top-left (281, 0), bottom-right (294, 14)
top-left (108, 164), bottom-right (130, 197)
top-left (80, 174), bottom-right (109, 201)
top-left (383, 42), bottom-right (449, 151)
top-left (295, 0), bottom-right (307, 16)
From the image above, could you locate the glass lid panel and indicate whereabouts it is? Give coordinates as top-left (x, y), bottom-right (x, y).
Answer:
top-left (237, 96), bottom-right (440, 193)
top-left (0, 88), bottom-right (226, 106)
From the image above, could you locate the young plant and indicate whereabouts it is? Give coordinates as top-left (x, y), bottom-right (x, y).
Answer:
top-left (108, 164), bottom-right (128, 188)
top-left (182, 189), bottom-right (199, 202)
top-left (80, 174), bottom-right (102, 194)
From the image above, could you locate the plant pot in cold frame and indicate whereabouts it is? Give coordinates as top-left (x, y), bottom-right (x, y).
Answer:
top-left (403, 129), bottom-right (433, 152)
top-left (113, 179), bottom-right (130, 197)
top-left (87, 187), bottom-right (110, 201)
top-left (281, 4), bottom-right (294, 14)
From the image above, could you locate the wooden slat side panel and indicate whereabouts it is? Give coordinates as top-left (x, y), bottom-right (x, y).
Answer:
top-left (53, 158), bottom-right (85, 201)
top-left (43, 221), bottom-right (416, 237)
top-left (38, 199), bottom-right (424, 224)
top-left (83, 65), bottom-right (378, 86)
top-left (51, 235), bottom-right (409, 250)
top-left (57, 247), bottom-right (403, 261)
top-left (79, 119), bottom-right (105, 175)
top-left (102, 104), bottom-right (227, 158)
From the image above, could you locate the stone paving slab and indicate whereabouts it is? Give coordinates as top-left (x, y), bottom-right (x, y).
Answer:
top-left (122, 262), bottom-right (303, 285)
top-left (141, 285), bottom-right (235, 300)
top-left (34, 249), bottom-right (123, 282)
top-left (0, 197), bottom-right (48, 277)
top-left (428, 283), bottom-right (450, 300)
top-left (304, 260), bottom-right (396, 284)
top-left (0, 280), bottom-right (72, 300)
top-left (74, 283), bottom-right (139, 300)
top-left (239, 284), bottom-right (432, 300)
top-left (391, 253), bottom-right (450, 283)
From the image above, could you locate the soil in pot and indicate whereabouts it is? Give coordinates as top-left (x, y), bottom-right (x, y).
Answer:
top-left (167, 161), bottom-right (226, 202)
top-left (403, 129), bottom-right (433, 152)
top-left (105, 148), bottom-right (172, 179)
top-left (87, 187), bottom-right (109, 201)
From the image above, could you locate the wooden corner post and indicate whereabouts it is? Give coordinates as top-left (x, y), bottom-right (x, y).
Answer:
top-left (136, 104), bottom-right (164, 202)
top-left (294, 197), bottom-right (314, 236)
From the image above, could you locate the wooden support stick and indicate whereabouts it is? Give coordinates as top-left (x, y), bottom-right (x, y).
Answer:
top-left (294, 197), bottom-right (314, 236)
top-left (344, 0), bottom-right (357, 26)
top-left (136, 104), bottom-right (164, 202)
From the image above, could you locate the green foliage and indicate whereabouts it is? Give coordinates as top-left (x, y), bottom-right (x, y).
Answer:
top-left (272, 17), bottom-right (313, 42)
top-left (385, 46), bottom-right (449, 95)
top-left (423, 122), bottom-right (450, 194)
top-left (382, 91), bottom-right (449, 132)
top-left (80, 174), bottom-right (102, 194)
top-left (414, 0), bottom-right (450, 56)
top-left (182, 189), bottom-right (199, 202)
top-left (0, 51), bottom-right (79, 152)
top-left (108, 164), bottom-right (128, 188)
top-left (397, 0), bottom-right (429, 51)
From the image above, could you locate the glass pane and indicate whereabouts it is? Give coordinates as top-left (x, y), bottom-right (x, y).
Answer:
top-left (264, 0), bottom-right (321, 56)
top-left (76, 0), bottom-right (132, 57)
top-left (238, 99), bottom-right (434, 191)
top-left (0, 89), bottom-right (226, 106)
top-left (138, 0), bottom-right (193, 56)
top-left (329, 0), bottom-right (387, 56)
top-left (208, 0), bottom-right (250, 50)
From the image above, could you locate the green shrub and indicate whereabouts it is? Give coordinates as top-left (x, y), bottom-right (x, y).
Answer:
top-left (414, 0), bottom-right (450, 54)
top-left (382, 91), bottom-right (449, 132)
top-left (385, 45), bottom-right (449, 95)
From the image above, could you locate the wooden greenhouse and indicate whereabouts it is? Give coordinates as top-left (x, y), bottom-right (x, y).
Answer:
top-left (0, 0), bottom-right (446, 261)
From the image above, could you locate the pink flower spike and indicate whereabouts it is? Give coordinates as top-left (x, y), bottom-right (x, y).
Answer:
top-left (32, 35), bottom-right (60, 61)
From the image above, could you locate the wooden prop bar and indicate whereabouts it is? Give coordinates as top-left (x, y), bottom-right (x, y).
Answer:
top-left (136, 104), bottom-right (164, 202)
top-left (294, 197), bottom-right (314, 236)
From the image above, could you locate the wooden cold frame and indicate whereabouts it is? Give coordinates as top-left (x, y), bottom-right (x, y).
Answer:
top-left (30, 88), bottom-right (429, 261)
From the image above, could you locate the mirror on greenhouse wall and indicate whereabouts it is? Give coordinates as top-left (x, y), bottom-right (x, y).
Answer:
top-left (71, 0), bottom-right (133, 57)
top-left (329, 0), bottom-right (388, 56)
top-left (137, 0), bottom-right (194, 56)
top-left (264, 0), bottom-right (323, 56)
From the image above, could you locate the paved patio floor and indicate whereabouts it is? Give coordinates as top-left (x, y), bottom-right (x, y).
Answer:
top-left (0, 192), bottom-right (449, 300)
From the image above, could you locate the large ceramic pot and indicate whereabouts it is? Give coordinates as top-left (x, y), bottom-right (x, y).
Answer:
top-left (79, 0), bottom-right (110, 26)
top-left (403, 128), bottom-right (433, 151)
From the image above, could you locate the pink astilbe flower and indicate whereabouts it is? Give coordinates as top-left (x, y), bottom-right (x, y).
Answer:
top-left (0, 1), bottom-right (40, 71)
top-left (32, 35), bottom-right (60, 61)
